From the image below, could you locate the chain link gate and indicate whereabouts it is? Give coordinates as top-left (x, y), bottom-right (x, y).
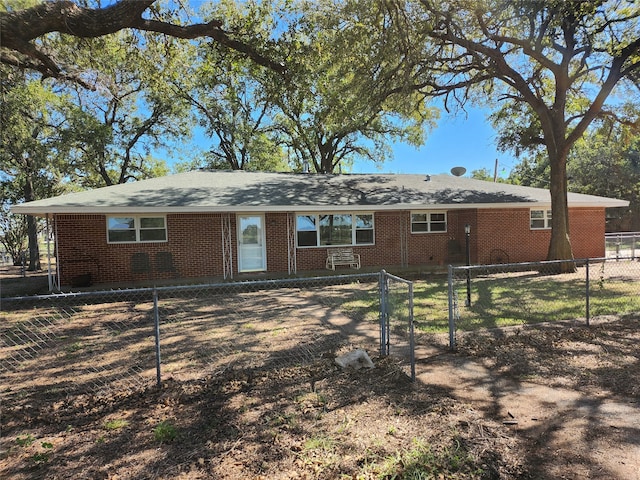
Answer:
top-left (379, 270), bottom-right (415, 381)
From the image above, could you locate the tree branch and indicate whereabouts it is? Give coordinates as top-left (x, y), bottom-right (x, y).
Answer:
top-left (0, 51), bottom-right (96, 89)
top-left (566, 37), bottom-right (640, 147)
top-left (0, 0), bottom-right (284, 84)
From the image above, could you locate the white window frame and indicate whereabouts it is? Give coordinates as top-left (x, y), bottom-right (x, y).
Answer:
top-left (295, 213), bottom-right (375, 248)
top-left (106, 215), bottom-right (167, 243)
top-left (530, 209), bottom-right (552, 230)
top-left (410, 211), bottom-right (447, 233)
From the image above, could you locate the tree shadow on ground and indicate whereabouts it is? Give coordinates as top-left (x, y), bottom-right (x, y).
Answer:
top-left (444, 314), bottom-right (640, 479)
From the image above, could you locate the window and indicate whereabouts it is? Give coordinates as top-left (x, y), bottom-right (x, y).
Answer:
top-left (296, 215), bottom-right (317, 247)
top-left (411, 212), bottom-right (447, 233)
top-left (320, 214), bottom-right (352, 245)
top-left (296, 213), bottom-right (374, 247)
top-left (107, 217), bottom-right (136, 242)
top-left (107, 216), bottom-right (167, 243)
top-left (355, 214), bottom-right (374, 244)
top-left (530, 209), bottom-right (552, 229)
top-left (140, 217), bottom-right (167, 241)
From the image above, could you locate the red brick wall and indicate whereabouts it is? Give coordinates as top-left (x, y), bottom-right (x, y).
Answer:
top-left (54, 207), bottom-right (607, 286)
top-left (405, 210), bottom-right (450, 267)
top-left (55, 213), bottom-right (228, 286)
top-left (568, 208), bottom-right (606, 259)
top-left (469, 207), bottom-right (606, 264)
top-left (265, 213), bottom-right (289, 272)
top-left (475, 208), bottom-right (544, 264)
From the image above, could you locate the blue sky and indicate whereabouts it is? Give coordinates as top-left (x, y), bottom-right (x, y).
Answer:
top-left (171, 105), bottom-right (519, 178)
top-left (354, 106), bottom-right (517, 178)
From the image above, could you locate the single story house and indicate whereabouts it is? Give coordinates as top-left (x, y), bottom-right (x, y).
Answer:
top-left (12, 171), bottom-right (628, 289)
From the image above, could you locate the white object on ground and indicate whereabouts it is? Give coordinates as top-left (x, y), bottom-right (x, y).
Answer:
top-left (335, 349), bottom-right (375, 370)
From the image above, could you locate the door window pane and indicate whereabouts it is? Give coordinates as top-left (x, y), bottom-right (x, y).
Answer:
top-left (238, 216), bottom-right (265, 271)
top-left (242, 223), bottom-right (259, 244)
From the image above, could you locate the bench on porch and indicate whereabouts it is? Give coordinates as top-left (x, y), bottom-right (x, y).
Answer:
top-left (326, 247), bottom-right (361, 270)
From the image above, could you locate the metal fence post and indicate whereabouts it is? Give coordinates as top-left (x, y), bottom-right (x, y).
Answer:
top-left (447, 264), bottom-right (456, 350)
top-left (408, 282), bottom-right (415, 382)
top-left (585, 258), bottom-right (590, 326)
top-left (153, 288), bottom-right (162, 386)
top-left (379, 270), bottom-right (387, 356)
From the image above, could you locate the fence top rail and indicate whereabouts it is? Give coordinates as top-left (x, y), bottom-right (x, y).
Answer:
top-left (450, 257), bottom-right (614, 273)
top-left (380, 269), bottom-right (413, 286)
top-left (605, 232), bottom-right (640, 238)
top-left (0, 271), bottom-right (381, 304)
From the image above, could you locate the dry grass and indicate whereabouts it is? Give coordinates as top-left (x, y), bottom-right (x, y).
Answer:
top-left (1, 267), bottom-right (639, 479)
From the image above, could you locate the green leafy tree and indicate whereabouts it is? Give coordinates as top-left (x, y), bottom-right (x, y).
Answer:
top-left (177, 2), bottom-right (288, 172)
top-left (271, 0), bottom-right (438, 173)
top-left (0, 71), bottom-right (69, 270)
top-left (0, 212), bottom-right (28, 266)
top-left (470, 168), bottom-right (493, 182)
top-left (507, 104), bottom-right (640, 230)
top-left (0, 0), bottom-right (284, 86)
top-left (567, 107), bottom-right (640, 231)
top-left (60, 30), bottom-right (188, 187)
top-left (0, 181), bottom-right (29, 266)
top-left (508, 154), bottom-right (551, 188)
top-left (409, 0), bottom-right (640, 264)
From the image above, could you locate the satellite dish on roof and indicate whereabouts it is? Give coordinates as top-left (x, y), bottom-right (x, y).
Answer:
top-left (450, 166), bottom-right (467, 177)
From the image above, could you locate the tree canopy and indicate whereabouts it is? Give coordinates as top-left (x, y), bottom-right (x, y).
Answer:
top-left (0, 68), bottom-right (73, 268)
top-left (405, 0), bottom-right (640, 262)
top-left (3, 0), bottom-right (640, 269)
top-left (60, 29), bottom-right (190, 187)
top-left (271, 0), bottom-right (437, 173)
top-left (174, 1), bottom-right (288, 172)
top-left (0, 0), bottom-right (284, 87)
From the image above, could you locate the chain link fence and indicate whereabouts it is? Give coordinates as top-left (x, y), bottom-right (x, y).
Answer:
top-left (605, 232), bottom-right (640, 259)
top-left (1, 271), bottom-right (416, 409)
top-left (447, 257), bottom-right (640, 349)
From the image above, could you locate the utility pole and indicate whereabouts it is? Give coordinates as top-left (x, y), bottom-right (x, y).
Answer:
top-left (493, 158), bottom-right (499, 182)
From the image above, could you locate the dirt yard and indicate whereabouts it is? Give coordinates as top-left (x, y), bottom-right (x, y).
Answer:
top-left (1, 267), bottom-right (639, 479)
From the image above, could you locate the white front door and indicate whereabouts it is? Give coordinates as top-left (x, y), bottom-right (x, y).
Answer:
top-left (238, 215), bottom-right (266, 272)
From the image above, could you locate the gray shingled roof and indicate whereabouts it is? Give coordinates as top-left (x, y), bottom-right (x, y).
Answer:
top-left (11, 171), bottom-right (629, 215)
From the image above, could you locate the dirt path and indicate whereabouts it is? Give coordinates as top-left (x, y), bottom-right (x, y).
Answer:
top-left (414, 326), bottom-right (640, 480)
top-left (319, 288), bottom-right (640, 479)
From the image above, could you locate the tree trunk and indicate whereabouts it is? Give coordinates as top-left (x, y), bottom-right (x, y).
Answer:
top-left (23, 170), bottom-right (41, 271)
top-left (319, 145), bottom-right (332, 173)
top-left (26, 215), bottom-right (40, 271)
top-left (546, 149), bottom-right (575, 272)
top-left (630, 197), bottom-right (640, 231)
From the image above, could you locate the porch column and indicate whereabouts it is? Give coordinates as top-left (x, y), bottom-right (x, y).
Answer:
top-left (287, 212), bottom-right (297, 274)
top-left (221, 213), bottom-right (233, 279)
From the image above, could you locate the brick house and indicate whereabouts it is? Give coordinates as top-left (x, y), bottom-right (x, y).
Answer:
top-left (12, 171), bottom-right (628, 289)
